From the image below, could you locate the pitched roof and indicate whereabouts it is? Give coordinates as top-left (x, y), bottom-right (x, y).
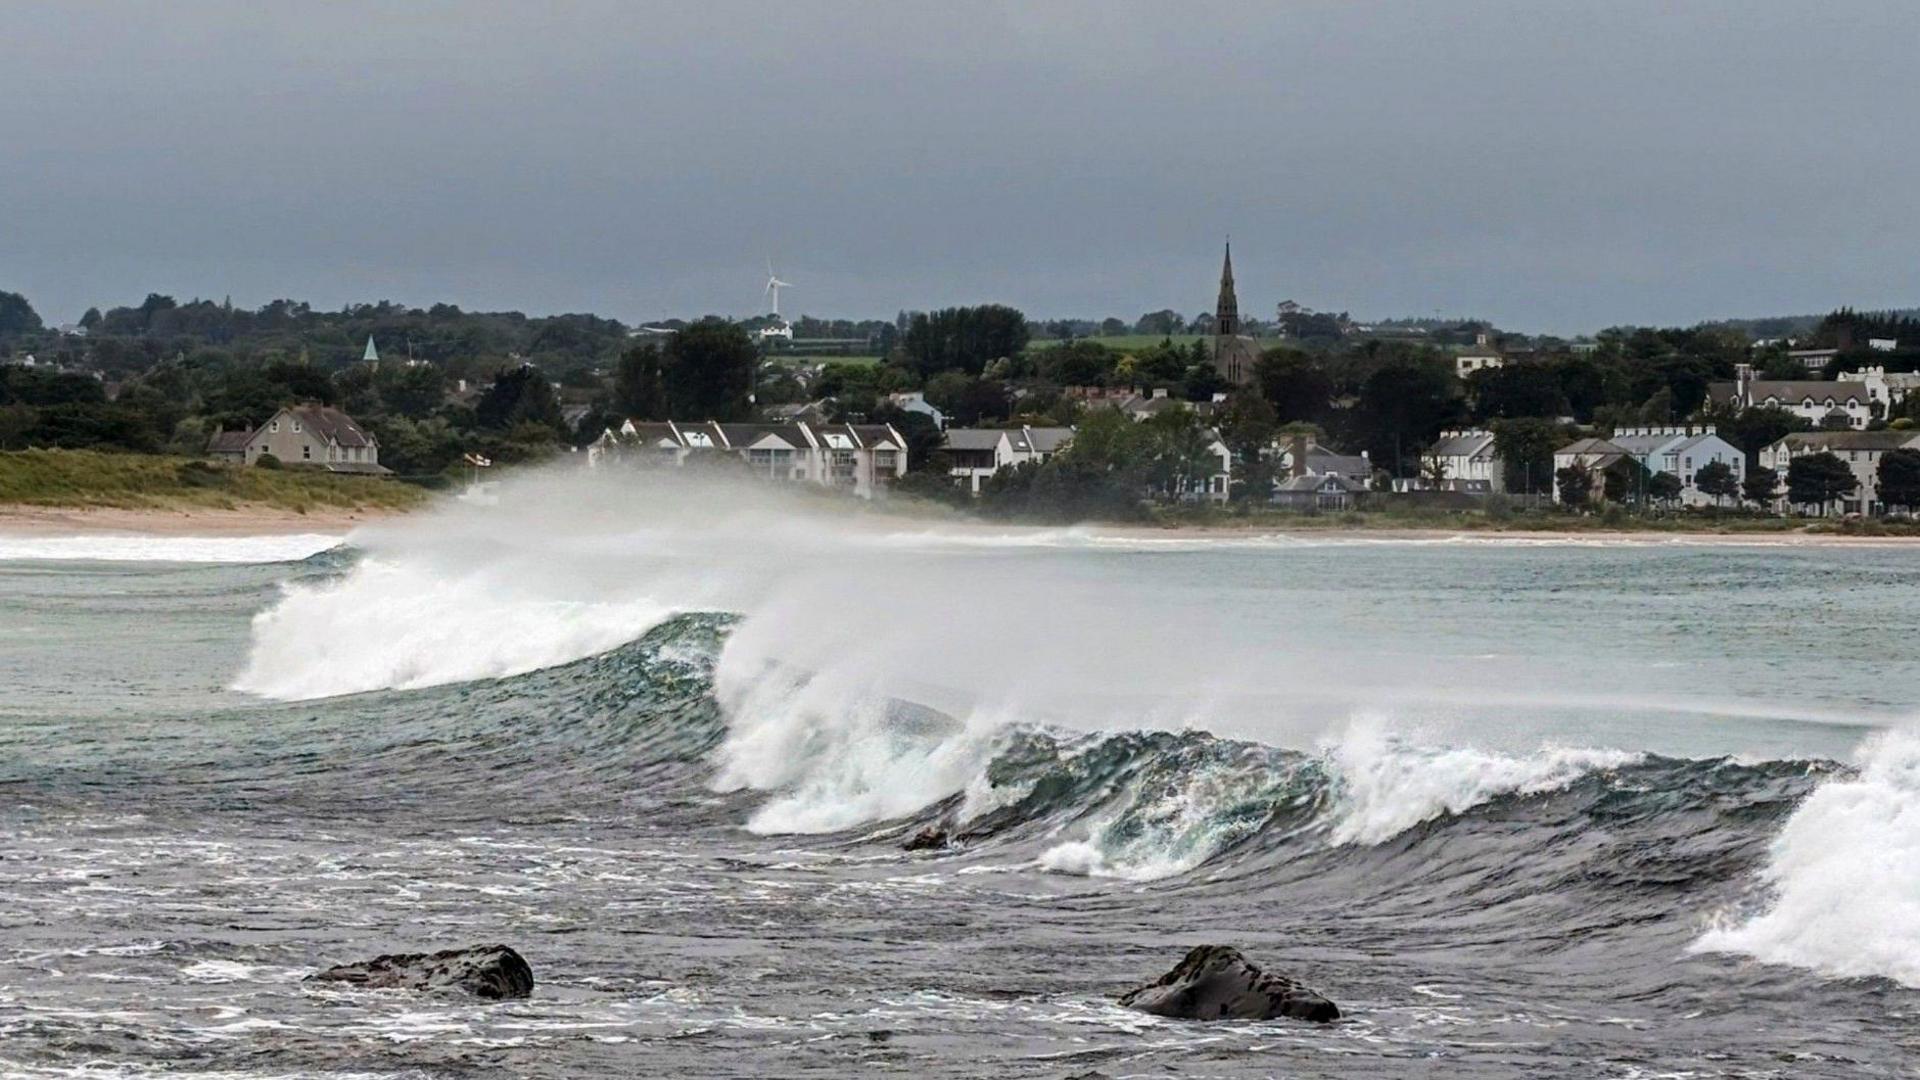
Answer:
top-left (285, 404), bottom-right (373, 448)
top-left (206, 430), bottom-right (252, 453)
top-left (1710, 379), bottom-right (1868, 404)
top-left (1431, 431), bottom-right (1496, 458)
top-left (1555, 437), bottom-right (1629, 457)
top-left (1022, 427), bottom-right (1074, 453)
top-left (942, 428), bottom-right (1008, 452)
top-left (1277, 473), bottom-right (1367, 493)
top-left (1608, 432), bottom-right (1690, 456)
top-left (1774, 431), bottom-right (1920, 452)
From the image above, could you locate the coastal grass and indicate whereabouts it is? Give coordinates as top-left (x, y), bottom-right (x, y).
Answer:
top-left (0, 449), bottom-right (432, 514)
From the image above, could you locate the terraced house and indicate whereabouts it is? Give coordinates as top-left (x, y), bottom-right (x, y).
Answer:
top-left (590, 419), bottom-right (908, 499)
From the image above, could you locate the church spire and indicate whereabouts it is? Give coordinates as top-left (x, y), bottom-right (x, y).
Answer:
top-left (1215, 239), bottom-right (1239, 336)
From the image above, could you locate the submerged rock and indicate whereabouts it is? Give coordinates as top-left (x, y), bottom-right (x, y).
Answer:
top-left (1119, 945), bottom-right (1337, 1023)
top-left (308, 944), bottom-right (533, 1000)
top-left (904, 826), bottom-right (950, 851)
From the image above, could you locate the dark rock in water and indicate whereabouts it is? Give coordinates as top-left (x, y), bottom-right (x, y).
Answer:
top-left (308, 944), bottom-right (533, 1000)
top-left (904, 826), bottom-right (950, 851)
top-left (1119, 945), bottom-right (1337, 1023)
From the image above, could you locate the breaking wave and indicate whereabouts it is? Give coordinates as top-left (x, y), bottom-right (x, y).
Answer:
top-left (0, 532), bottom-right (343, 564)
top-left (224, 468), bottom-right (1918, 990)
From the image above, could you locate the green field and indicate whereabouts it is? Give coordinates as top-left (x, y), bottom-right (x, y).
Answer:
top-left (0, 449), bottom-right (433, 512)
top-left (1028, 334), bottom-right (1206, 352)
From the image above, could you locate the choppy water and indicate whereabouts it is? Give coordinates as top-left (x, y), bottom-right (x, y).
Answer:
top-left (3, 474), bottom-right (1919, 1078)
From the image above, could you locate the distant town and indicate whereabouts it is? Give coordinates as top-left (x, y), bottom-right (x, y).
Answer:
top-left (4, 246), bottom-right (1920, 526)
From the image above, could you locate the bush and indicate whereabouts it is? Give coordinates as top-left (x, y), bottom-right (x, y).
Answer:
top-left (255, 452), bottom-right (281, 469)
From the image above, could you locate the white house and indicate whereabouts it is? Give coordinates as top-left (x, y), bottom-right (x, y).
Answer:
top-left (885, 391), bottom-right (947, 430)
top-left (941, 425), bottom-right (1075, 494)
top-left (1758, 430), bottom-right (1920, 516)
top-left (1869, 338), bottom-right (1899, 352)
top-left (1707, 364), bottom-right (1874, 429)
top-left (1845, 365), bottom-right (1920, 415)
top-left (592, 419), bottom-right (907, 498)
top-left (1427, 429), bottom-right (1504, 492)
top-left (1623, 427), bottom-right (1744, 506)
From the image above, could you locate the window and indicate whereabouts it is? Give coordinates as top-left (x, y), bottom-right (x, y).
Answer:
top-left (269, 420), bottom-right (279, 432)
top-left (302, 445), bottom-right (311, 460)
top-left (292, 420), bottom-right (301, 433)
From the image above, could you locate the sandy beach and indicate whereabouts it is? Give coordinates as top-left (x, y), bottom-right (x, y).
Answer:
top-left (0, 504), bottom-right (412, 537)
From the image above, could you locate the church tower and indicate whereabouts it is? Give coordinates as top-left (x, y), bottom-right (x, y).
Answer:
top-left (1210, 240), bottom-right (1256, 385)
top-left (1215, 240), bottom-right (1239, 337)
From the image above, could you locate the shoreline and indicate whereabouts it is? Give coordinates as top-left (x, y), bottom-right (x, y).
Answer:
top-left (0, 504), bottom-right (413, 537)
top-left (0, 501), bottom-right (1913, 548)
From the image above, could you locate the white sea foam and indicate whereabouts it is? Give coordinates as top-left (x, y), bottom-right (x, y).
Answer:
top-left (233, 556), bottom-right (673, 699)
top-left (1690, 730), bottom-right (1920, 987)
top-left (0, 533), bottom-right (341, 564)
top-left (1324, 723), bottom-right (1641, 846)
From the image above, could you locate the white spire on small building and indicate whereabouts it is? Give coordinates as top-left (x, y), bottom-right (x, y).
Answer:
top-left (362, 335), bottom-right (379, 365)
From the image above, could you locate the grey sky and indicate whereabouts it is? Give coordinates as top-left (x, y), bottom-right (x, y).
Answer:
top-left (3, 1), bottom-right (1916, 334)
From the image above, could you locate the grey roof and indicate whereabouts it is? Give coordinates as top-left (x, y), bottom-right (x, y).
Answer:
top-left (1023, 427), bottom-right (1074, 453)
top-left (1277, 473), bottom-right (1367, 493)
top-left (1773, 431), bottom-right (1920, 452)
top-left (1555, 437), bottom-right (1630, 457)
top-left (1710, 380), bottom-right (1868, 405)
top-left (1667, 432), bottom-right (1736, 455)
top-left (1608, 432), bottom-right (1689, 456)
top-left (1431, 431), bottom-right (1496, 458)
top-left (206, 430), bottom-right (252, 453)
top-left (943, 428), bottom-right (1008, 452)
top-left (1304, 448), bottom-right (1369, 477)
top-left (285, 404), bottom-right (373, 448)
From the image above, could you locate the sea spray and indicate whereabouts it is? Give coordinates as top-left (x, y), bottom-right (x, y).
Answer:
top-left (1691, 729), bottom-right (1920, 986)
top-left (234, 556), bottom-right (676, 699)
top-left (1323, 721), bottom-right (1643, 846)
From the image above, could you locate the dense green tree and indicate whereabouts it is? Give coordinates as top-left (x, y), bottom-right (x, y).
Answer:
top-left (1742, 468), bottom-right (1781, 507)
top-left (0, 291), bottom-right (42, 339)
top-left (1468, 363), bottom-right (1568, 421)
top-left (1038, 341), bottom-right (1118, 386)
top-left (1694, 460), bottom-right (1738, 504)
top-left (613, 343), bottom-right (668, 420)
top-left (1134, 309), bottom-right (1186, 336)
top-left (1490, 417), bottom-right (1566, 494)
top-left (1648, 470), bottom-right (1684, 505)
top-left (1354, 358), bottom-right (1462, 476)
top-left (661, 322), bottom-right (757, 421)
top-left (1785, 452), bottom-right (1857, 514)
top-left (1253, 351), bottom-right (1333, 424)
top-left (1877, 447), bottom-right (1920, 512)
top-left (475, 364), bottom-right (565, 434)
top-left (923, 372), bottom-right (1010, 426)
top-left (376, 364), bottom-right (447, 420)
top-left (868, 405), bottom-right (944, 473)
top-left (901, 305), bottom-right (1029, 377)
top-left (1556, 462), bottom-right (1593, 507)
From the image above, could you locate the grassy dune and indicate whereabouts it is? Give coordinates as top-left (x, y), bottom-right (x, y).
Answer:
top-left (0, 449), bottom-right (431, 513)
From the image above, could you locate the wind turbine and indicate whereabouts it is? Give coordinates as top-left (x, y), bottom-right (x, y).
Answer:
top-left (764, 259), bottom-right (793, 318)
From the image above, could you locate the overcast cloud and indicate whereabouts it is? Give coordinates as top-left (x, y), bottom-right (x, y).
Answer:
top-left (2, 1), bottom-right (1916, 333)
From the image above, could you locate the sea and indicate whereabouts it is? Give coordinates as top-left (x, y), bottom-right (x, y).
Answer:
top-left (2, 469), bottom-right (1917, 1078)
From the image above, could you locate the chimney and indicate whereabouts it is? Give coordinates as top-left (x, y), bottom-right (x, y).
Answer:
top-left (1289, 434), bottom-right (1309, 479)
top-left (1734, 363), bottom-right (1753, 403)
